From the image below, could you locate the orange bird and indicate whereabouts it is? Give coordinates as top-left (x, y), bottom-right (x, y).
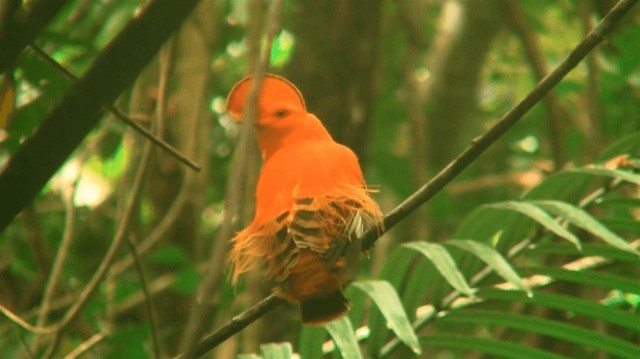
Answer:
top-left (226, 74), bottom-right (383, 325)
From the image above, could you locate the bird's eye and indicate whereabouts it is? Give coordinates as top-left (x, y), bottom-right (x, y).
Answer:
top-left (274, 109), bottom-right (289, 118)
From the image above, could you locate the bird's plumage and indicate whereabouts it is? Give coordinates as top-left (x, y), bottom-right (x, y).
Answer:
top-left (226, 74), bottom-right (383, 325)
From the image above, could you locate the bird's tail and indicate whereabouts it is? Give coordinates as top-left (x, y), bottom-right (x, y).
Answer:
top-left (300, 290), bottom-right (349, 325)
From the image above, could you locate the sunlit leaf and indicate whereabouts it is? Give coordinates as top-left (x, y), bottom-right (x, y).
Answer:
top-left (534, 200), bottom-right (639, 256)
top-left (446, 239), bottom-right (531, 295)
top-left (568, 167), bottom-right (640, 185)
top-left (324, 316), bottom-right (362, 359)
top-left (403, 242), bottom-right (474, 297)
top-left (421, 334), bottom-right (565, 359)
top-left (352, 280), bottom-right (422, 355)
top-left (299, 325), bottom-right (325, 359)
top-left (259, 342), bottom-right (293, 359)
top-left (488, 201), bottom-right (581, 249)
top-left (478, 289), bottom-right (640, 331)
top-left (270, 30), bottom-right (295, 68)
top-left (442, 310), bottom-right (640, 358)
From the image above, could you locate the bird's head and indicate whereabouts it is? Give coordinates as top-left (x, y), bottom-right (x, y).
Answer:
top-left (226, 74), bottom-right (331, 159)
top-left (226, 74), bottom-right (306, 131)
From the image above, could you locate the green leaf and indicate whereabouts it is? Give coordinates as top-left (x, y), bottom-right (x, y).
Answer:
top-left (298, 325), bottom-right (325, 359)
top-left (488, 201), bottom-right (581, 249)
top-left (530, 266), bottom-right (640, 295)
top-left (568, 167), bottom-right (640, 185)
top-left (270, 30), bottom-right (295, 68)
top-left (421, 334), bottom-right (565, 359)
top-left (149, 244), bottom-right (189, 266)
top-left (172, 266), bottom-right (201, 296)
top-left (598, 132), bottom-right (640, 160)
top-left (534, 200), bottom-right (639, 256)
top-left (324, 316), bottom-right (362, 359)
top-left (237, 355), bottom-right (261, 359)
top-left (478, 289), bottom-right (640, 331)
top-left (446, 239), bottom-right (532, 295)
top-left (600, 218), bottom-right (640, 234)
top-left (352, 280), bottom-right (422, 355)
top-left (443, 310), bottom-right (640, 358)
top-left (259, 342), bottom-right (293, 359)
top-left (402, 242), bottom-right (474, 297)
top-left (528, 243), bottom-right (640, 263)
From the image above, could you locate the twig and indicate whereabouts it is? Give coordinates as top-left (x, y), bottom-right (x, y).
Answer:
top-left (0, 112), bottom-right (154, 336)
top-left (176, 0), bottom-right (284, 357)
top-left (185, 0), bottom-right (639, 353)
top-left (62, 331), bottom-right (108, 359)
top-left (125, 236), bottom-right (160, 359)
top-left (0, 0), bottom-right (70, 72)
top-left (503, 0), bottom-right (567, 169)
top-left (578, 0), bottom-right (603, 155)
top-left (0, 0), bottom-right (201, 232)
top-left (32, 175), bottom-right (79, 354)
top-left (28, 44), bottom-right (201, 172)
top-left (110, 186), bottom-right (189, 276)
top-left (177, 295), bottom-right (286, 359)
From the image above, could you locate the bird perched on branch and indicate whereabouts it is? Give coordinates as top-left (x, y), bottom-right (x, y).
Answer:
top-left (226, 74), bottom-right (383, 325)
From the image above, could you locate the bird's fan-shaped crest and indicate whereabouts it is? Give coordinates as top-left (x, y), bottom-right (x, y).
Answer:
top-left (226, 74), bottom-right (306, 122)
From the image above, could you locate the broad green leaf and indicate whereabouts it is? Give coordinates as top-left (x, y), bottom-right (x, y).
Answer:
top-left (534, 200), bottom-right (639, 256)
top-left (352, 280), bottom-right (422, 355)
top-left (568, 167), bottom-right (640, 185)
top-left (600, 218), bottom-right (640, 234)
top-left (237, 355), bottom-right (261, 359)
top-left (298, 325), bottom-right (325, 359)
top-left (488, 201), bottom-right (581, 249)
top-left (598, 132), bottom-right (640, 160)
top-left (324, 316), bottom-right (362, 359)
top-left (443, 310), bottom-right (640, 358)
top-left (149, 244), bottom-right (189, 265)
top-left (421, 334), bottom-right (565, 359)
top-left (478, 289), bottom-right (640, 331)
top-left (446, 239), bottom-right (532, 295)
top-left (530, 267), bottom-right (640, 295)
top-left (528, 243), bottom-right (640, 263)
top-left (402, 242), bottom-right (474, 297)
top-left (259, 342), bottom-right (293, 359)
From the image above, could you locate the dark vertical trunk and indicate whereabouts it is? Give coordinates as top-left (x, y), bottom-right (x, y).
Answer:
top-left (285, 0), bottom-right (384, 165)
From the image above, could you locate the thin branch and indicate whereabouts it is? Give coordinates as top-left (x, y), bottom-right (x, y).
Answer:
top-left (0, 113), bottom-right (155, 336)
top-left (503, 0), bottom-right (568, 169)
top-left (177, 0), bottom-right (284, 356)
top-left (0, 0), bottom-right (201, 232)
top-left (28, 44), bottom-right (201, 172)
top-left (125, 236), bottom-right (160, 359)
top-left (0, 0), bottom-right (70, 72)
top-left (182, 0), bottom-right (638, 353)
top-left (32, 175), bottom-right (79, 353)
top-left (110, 186), bottom-right (189, 276)
top-left (178, 295), bottom-right (286, 359)
top-left (361, 0), bottom-right (638, 250)
top-left (62, 331), bottom-right (108, 359)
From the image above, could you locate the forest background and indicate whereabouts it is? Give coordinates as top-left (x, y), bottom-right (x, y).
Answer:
top-left (0, 0), bottom-right (639, 358)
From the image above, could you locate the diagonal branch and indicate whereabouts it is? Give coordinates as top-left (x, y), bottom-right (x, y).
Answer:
top-left (178, 0), bottom-right (638, 356)
top-left (361, 0), bottom-right (638, 250)
top-left (0, 0), bottom-right (201, 233)
top-left (28, 44), bottom-right (201, 172)
top-left (0, 0), bottom-right (70, 72)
